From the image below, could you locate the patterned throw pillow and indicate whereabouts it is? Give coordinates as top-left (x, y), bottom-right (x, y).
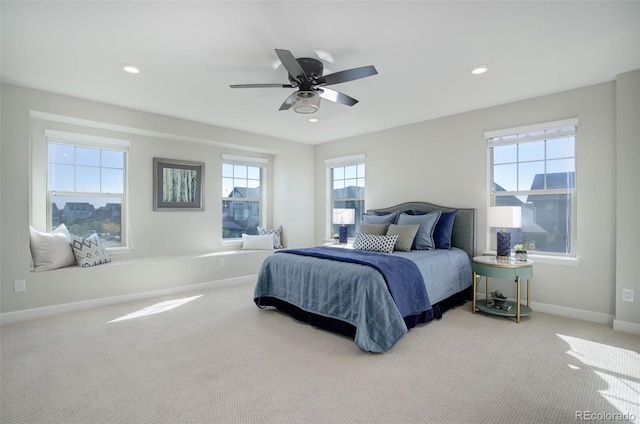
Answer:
top-left (386, 224), bottom-right (420, 252)
top-left (257, 225), bottom-right (283, 249)
top-left (71, 234), bottom-right (112, 267)
top-left (359, 223), bottom-right (389, 235)
top-left (353, 233), bottom-right (399, 254)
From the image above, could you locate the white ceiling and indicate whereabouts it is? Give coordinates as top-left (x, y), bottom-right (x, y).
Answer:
top-left (2, 1), bottom-right (639, 145)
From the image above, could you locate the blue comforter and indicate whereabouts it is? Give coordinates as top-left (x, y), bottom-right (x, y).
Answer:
top-left (275, 247), bottom-right (431, 318)
top-left (254, 247), bottom-right (439, 352)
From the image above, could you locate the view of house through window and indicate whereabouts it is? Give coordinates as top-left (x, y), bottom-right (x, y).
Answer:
top-left (47, 132), bottom-right (128, 248)
top-left (222, 156), bottom-right (265, 239)
top-left (329, 156), bottom-right (365, 240)
top-left (487, 119), bottom-right (577, 256)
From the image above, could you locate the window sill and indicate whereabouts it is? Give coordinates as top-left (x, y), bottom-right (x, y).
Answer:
top-left (106, 246), bottom-right (132, 255)
top-left (482, 251), bottom-right (580, 266)
top-left (222, 239), bottom-right (243, 248)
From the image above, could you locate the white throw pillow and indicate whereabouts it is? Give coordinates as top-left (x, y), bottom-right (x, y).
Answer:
top-left (241, 233), bottom-right (275, 250)
top-left (29, 224), bottom-right (76, 272)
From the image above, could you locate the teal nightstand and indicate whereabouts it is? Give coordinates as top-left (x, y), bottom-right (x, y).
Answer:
top-left (472, 256), bottom-right (533, 323)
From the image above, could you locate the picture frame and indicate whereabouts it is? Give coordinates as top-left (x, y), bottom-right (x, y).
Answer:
top-left (153, 158), bottom-right (205, 211)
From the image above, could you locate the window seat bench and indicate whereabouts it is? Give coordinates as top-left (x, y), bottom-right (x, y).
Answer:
top-left (6, 249), bottom-right (274, 324)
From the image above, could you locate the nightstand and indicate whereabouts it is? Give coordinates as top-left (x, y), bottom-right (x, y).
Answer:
top-left (472, 256), bottom-right (533, 323)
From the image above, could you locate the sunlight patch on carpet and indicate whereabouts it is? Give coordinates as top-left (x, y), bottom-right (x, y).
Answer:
top-left (557, 334), bottom-right (639, 422)
top-left (107, 295), bottom-right (203, 323)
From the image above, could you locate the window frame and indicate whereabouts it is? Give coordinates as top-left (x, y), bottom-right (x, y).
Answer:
top-left (325, 154), bottom-right (366, 240)
top-left (486, 119), bottom-right (578, 258)
top-left (221, 154), bottom-right (268, 240)
top-left (45, 129), bottom-right (130, 251)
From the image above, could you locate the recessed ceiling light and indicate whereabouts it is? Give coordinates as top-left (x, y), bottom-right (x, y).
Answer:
top-left (471, 65), bottom-right (490, 75)
top-left (308, 117), bottom-right (319, 123)
top-left (121, 64), bottom-right (141, 74)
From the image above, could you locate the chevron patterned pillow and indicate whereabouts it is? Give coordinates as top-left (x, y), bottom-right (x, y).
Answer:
top-left (257, 225), bottom-right (283, 249)
top-left (71, 234), bottom-right (112, 267)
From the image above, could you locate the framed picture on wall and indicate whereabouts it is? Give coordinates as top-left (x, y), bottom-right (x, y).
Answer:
top-left (153, 158), bottom-right (205, 211)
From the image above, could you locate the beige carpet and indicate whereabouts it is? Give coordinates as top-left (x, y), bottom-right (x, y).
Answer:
top-left (2, 279), bottom-right (639, 424)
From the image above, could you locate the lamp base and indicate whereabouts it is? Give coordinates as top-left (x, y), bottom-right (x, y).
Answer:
top-left (496, 231), bottom-right (511, 258)
top-left (339, 225), bottom-right (348, 243)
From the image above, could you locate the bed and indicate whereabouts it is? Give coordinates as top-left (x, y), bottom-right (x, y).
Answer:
top-left (254, 201), bottom-right (476, 352)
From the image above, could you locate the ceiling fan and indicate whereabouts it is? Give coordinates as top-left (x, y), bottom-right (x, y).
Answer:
top-left (230, 49), bottom-right (378, 114)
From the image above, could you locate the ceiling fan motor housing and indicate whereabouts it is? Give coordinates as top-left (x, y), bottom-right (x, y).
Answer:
top-left (288, 57), bottom-right (324, 86)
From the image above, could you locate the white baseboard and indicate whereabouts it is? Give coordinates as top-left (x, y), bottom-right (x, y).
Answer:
top-left (613, 319), bottom-right (640, 335)
top-left (475, 293), bottom-right (615, 327)
top-left (530, 301), bottom-right (613, 326)
top-left (0, 275), bottom-right (256, 325)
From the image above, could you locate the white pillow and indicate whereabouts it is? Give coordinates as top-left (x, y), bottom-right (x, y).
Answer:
top-left (29, 224), bottom-right (76, 272)
top-left (241, 233), bottom-right (275, 250)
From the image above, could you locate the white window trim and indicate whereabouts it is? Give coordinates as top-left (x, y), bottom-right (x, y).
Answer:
top-left (45, 129), bottom-right (131, 251)
top-left (325, 154), bottom-right (365, 240)
top-left (485, 119), bottom-right (578, 260)
top-left (221, 154), bottom-right (268, 241)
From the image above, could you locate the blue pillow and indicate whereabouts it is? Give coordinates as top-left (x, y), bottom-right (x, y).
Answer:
top-left (433, 210), bottom-right (458, 249)
top-left (362, 211), bottom-right (398, 225)
top-left (396, 211), bottom-right (441, 250)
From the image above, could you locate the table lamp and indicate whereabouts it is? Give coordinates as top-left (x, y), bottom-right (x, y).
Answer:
top-left (487, 206), bottom-right (522, 259)
top-left (333, 208), bottom-right (355, 243)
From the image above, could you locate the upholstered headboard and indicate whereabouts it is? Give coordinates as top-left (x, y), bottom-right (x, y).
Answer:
top-left (367, 201), bottom-right (476, 260)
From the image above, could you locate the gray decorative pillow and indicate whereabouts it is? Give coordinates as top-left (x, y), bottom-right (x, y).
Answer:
top-left (71, 234), bottom-right (112, 267)
top-left (353, 233), bottom-right (398, 254)
top-left (359, 223), bottom-right (389, 235)
top-left (386, 224), bottom-right (420, 252)
top-left (361, 211), bottom-right (398, 225)
top-left (257, 225), bottom-right (283, 249)
top-left (29, 224), bottom-right (76, 272)
top-left (397, 211), bottom-right (442, 250)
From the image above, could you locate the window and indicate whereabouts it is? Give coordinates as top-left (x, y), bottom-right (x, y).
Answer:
top-left (326, 154), bottom-right (365, 239)
top-left (221, 154), bottom-right (267, 239)
top-left (486, 119), bottom-right (577, 256)
top-left (46, 130), bottom-right (129, 248)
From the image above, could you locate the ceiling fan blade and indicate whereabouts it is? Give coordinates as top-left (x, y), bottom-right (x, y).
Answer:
top-left (317, 87), bottom-right (358, 107)
top-left (320, 65), bottom-right (378, 86)
top-left (230, 83), bottom-right (294, 88)
top-left (279, 92), bottom-right (297, 111)
top-left (275, 49), bottom-right (307, 82)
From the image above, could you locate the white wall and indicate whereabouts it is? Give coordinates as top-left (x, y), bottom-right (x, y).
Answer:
top-left (1, 83), bottom-right (315, 315)
top-left (315, 78), bottom-right (638, 328)
top-left (3, 74), bottom-right (639, 332)
top-left (615, 70), bottom-right (640, 332)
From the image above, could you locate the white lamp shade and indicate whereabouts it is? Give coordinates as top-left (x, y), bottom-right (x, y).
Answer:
top-left (333, 208), bottom-right (355, 225)
top-left (487, 206), bottom-right (522, 229)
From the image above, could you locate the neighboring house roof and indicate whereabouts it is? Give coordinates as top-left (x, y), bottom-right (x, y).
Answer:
top-left (530, 172), bottom-right (576, 190)
top-left (229, 187), bottom-right (261, 198)
top-left (332, 186), bottom-right (365, 199)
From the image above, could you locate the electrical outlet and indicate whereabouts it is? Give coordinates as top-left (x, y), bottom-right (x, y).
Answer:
top-left (219, 258), bottom-right (225, 268)
top-left (14, 280), bottom-right (26, 293)
top-left (622, 288), bottom-right (634, 302)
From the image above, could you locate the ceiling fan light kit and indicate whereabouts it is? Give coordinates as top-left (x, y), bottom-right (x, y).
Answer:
top-left (293, 91), bottom-right (320, 114)
top-left (230, 49), bottom-right (378, 114)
